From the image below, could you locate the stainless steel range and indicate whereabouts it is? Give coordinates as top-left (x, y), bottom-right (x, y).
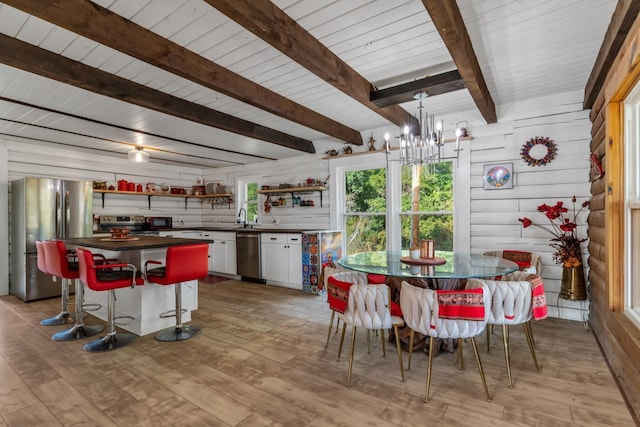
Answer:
top-left (97, 215), bottom-right (159, 236)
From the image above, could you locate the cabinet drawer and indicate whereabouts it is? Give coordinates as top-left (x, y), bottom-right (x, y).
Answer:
top-left (262, 233), bottom-right (287, 244)
top-left (287, 234), bottom-right (302, 245)
top-left (206, 231), bottom-right (235, 241)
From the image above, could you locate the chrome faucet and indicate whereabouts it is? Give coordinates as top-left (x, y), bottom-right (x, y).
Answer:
top-left (237, 207), bottom-right (248, 228)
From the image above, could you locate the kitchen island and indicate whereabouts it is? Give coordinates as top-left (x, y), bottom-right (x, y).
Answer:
top-left (64, 235), bottom-right (212, 336)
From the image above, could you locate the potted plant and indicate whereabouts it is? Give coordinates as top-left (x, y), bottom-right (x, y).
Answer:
top-left (519, 196), bottom-right (590, 300)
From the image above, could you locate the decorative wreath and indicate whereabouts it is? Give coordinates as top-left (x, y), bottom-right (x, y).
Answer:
top-left (520, 136), bottom-right (557, 167)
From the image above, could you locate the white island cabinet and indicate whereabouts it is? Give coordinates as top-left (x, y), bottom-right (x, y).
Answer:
top-left (261, 233), bottom-right (302, 290)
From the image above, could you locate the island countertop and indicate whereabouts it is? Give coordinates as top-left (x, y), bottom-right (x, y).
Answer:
top-left (64, 235), bottom-right (212, 251)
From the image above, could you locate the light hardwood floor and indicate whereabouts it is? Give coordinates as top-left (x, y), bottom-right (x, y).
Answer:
top-left (0, 279), bottom-right (636, 427)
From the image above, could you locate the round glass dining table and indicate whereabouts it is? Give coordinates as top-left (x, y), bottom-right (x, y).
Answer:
top-left (337, 250), bottom-right (519, 279)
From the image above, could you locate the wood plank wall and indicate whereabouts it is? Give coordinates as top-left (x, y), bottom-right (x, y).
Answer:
top-left (467, 90), bottom-right (592, 321)
top-left (3, 139), bottom-right (206, 226)
top-left (587, 12), bottom-right (640, 421)
top-left (202, 155), bottom-right (332, 229)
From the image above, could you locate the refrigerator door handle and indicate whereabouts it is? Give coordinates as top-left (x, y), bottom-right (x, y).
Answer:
top-left (64, 190), bottom-right (70, 238)
top-left (56, 190), bottom-right (62, 238)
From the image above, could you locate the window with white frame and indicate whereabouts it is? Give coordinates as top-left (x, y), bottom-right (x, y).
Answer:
top-left (343, 166), bottom-right (387, 253)
top-left (237, 176), bottom-right (260, 225)
top-left (335, 153), bottom-right (455, 255)
top-left (624, 84), bottom-right (640, 324)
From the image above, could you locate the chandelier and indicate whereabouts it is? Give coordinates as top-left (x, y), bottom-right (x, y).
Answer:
top-left (385, 92), bottom-right (462, 169)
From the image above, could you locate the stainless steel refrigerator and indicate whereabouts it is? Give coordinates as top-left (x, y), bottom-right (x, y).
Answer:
top-left (10, 177), bottom-right (93, 301)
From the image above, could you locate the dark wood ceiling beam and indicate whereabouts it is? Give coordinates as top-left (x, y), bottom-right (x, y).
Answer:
top-left (584, 0), bottom-right (640, 109)
top-left (4, 0), bottom-right (362, 145)
top-left (0, 34), bottom-right (315, 153)
top-left (370, 70), bottom-right (465, 108)
top-left (422, 0), bottom-right (497, 124)
top-left (205, 0), bottom-right (419, 133)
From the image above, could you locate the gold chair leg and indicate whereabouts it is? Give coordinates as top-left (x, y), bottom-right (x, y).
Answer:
top-left (458, 338), bottom-right (465, 370)
top-left (523, 322), bottom-right (540, 371)
top-left (366, 329), bottom-right (371, 354)
top-left (470, 336), bottom-right (492, 402)
top-left (347, 326), bottom-right (357, 386)
top-left (337, 323), bottom-right (347, 360)
top-left (381, 329), bottom-right (386, 357)
top-left (335, 317), bottom-right (341, 333)
top-left (325, 311), bottom-right (335, 348)
top-left (425, 336), bottom-right (435, 403)
top-left (503, 324), bottom-right (513, 388)
top-left (486, 327), bottom-right (491, 352)
top-left (525, 320), bottom-right (536, 348)
top-left (408, 330), bottom-right (414, 370)
top-left (393, 325), bottom-right (405, 381)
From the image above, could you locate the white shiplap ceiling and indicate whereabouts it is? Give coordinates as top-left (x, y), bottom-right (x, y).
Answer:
top-left (0, 0), bottom-right (618, 168)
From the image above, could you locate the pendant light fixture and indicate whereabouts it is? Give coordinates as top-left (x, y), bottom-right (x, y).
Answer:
top-left (128, 146), bottom-right (149, 163)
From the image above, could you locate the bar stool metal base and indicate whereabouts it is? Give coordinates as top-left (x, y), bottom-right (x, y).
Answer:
top-left (83, 333), bottom-right (136, 352)
top-left (155, 325), bottom-right (201, 342)
top-left (52, 324), bottom-right (104, 341)
top-left (40, 311), bottom-right (74, 326)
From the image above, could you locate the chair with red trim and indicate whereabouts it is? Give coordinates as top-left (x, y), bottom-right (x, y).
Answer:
top-left (400, 281), bottom-right (492, 402)
top-left (324, 268), bottom-right (357, 348)
top-left (465, 271), bottom-right (545, 388)
top-left (339, 281), bottom-right (405, 386)
top-left (37, 240), bottom-right (73, 326)
top-left (483, 250), bottom-right (542, 278)
top-left (77, 247), bottom-right (144, 352)
top-left (43, 240), bottom-right (104, 341)
top-left (144, 244), bottom-right (209, 342)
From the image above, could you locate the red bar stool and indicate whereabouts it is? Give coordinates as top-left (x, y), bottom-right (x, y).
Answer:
top-left (77, 247), bottom-right (144, 352)
top-left (43, 240), bottom-right (104, 340)
top-left (144, 244), bottom-right (209, 342)
top-left (36, 240), bottom-right (73, 326)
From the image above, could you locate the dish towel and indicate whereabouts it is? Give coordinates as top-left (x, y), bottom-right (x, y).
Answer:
top-left (527, 274), bottom-right (548, 320)
top-left (436, 288), bottom-right (485, 321)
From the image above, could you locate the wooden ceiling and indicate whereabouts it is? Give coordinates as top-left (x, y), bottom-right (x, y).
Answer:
top-left (0, 0), bottom-right (618, 168)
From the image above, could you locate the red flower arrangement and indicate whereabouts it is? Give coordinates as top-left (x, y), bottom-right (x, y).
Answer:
top-left (519, 196), bottom-right (590, 267)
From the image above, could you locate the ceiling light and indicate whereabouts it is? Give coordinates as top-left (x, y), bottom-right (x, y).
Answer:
top-left (128, 146), bottom-right (149, 163)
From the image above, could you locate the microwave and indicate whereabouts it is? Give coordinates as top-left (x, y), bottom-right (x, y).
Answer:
top-left (146, 216), bottom-right (173, 230)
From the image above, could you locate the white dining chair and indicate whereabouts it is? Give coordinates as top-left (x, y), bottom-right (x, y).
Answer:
top-left (339, 282), bottom-right (405, 386)
top-left (466, 271), bottom-right (545, 388)
top-left (400, 281), bottom-right (492, 402)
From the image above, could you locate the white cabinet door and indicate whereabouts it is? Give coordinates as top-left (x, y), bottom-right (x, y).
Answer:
top-left (224, 239), bottom-right (237, 275)
top-left (207, 232), bottom-right (237, 275)
top-left (261, 233), bottom-right (302, 289)
top-left (261, 240), bottom-right (288, 283)
top-left (200, 232), bottom-right (215, 271)
top-left (287, 239), bottom-right (302, 289)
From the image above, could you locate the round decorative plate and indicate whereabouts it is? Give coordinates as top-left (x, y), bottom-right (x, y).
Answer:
top-left (485, 165), bottom-right (511, 188)
top-left (400, 256), bottom-right (446, 266)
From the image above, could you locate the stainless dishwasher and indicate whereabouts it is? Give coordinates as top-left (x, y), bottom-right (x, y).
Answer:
top-left (236, 232), bottom-right (265, 283)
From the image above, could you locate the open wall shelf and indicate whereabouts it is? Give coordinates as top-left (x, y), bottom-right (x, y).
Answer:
top-left (94, 189), bottom-right (232, 210)
top-left (257, 186), bottom-right (326, 208)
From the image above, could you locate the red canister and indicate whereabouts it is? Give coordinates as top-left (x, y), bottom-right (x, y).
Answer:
top-left (136, 184), bottom-right (143, 192)
top-left (118, 179), bottom-right (128, 191)
top-left (127, 182), bottom-right (135, 191)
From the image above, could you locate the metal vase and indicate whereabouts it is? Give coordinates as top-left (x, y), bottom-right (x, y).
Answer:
top-left (560, 265), bottom-right (587, 301)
